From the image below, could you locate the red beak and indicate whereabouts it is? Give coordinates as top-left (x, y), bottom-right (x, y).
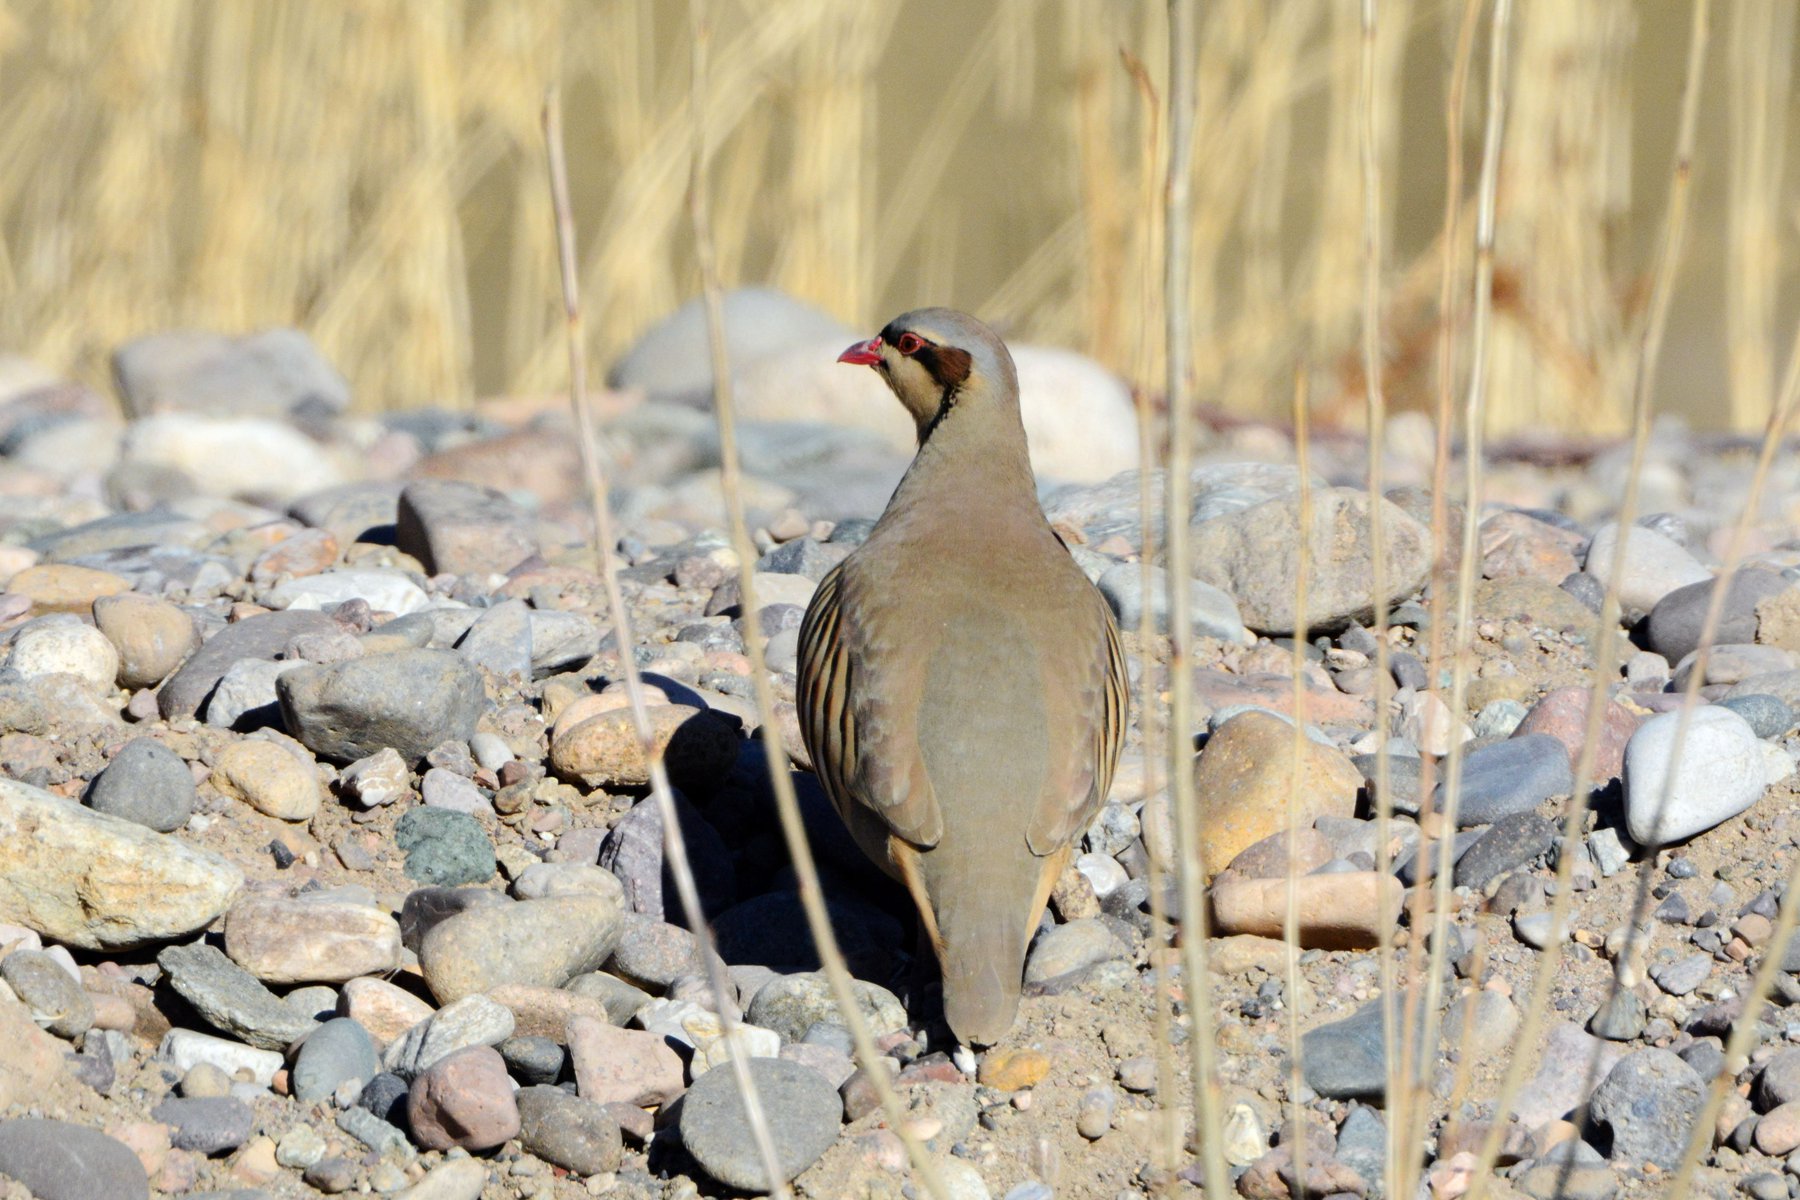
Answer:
top-left (837, 337), bottom-right (882, 366)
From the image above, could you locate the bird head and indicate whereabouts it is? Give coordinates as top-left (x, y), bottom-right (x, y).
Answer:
top-left (837, 307), bottom-right (1018, 439)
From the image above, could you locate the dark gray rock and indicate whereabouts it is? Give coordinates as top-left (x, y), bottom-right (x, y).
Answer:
top-left (1352, 752), bottom-right (1423, 815)
top-left (0, 1118), bottom-right (148, 1200)
top-left (84, 737), bottom-right (195, 833)
top-left (394, 480), bottom-right (538, 578)
top-left (113, 328), bottom-right (349, 419)
top-left (755, 537), bottom-right (849, 582)
top-left (1299, 1002), bottom-right (1423, 1102)
top-left (1649, 953), bottom-right (1711, 998)
top-left (516, 1085), bottom-right (622, 1175)
top-left (399, 886), bottom-right (509, 952)
top-left (157, 942), bottom-right (319, 1051)
top-left (292, 1018), bottom-right (380, 1102)
top-left (1453, 812), bottom-right (1559, 890)
top-left (678, 1056), bottom-right (842, 1191)
top-left (1644, 569), bottom-right (1791, 664)
top-left (1334, 1105), bottom-right (1386, 1199)
top-left (160, 610), bottom-right (339, 720)
top-left (149, 1095), bottom-right (254, 1155)
top-left (1588, 1048), bottom-right (1705, 1169)
top-left (711, 892), bottom-right (896, 980)
top-left (1435, 735), bottom-right (1573, 827)
top-left (607, 913), bottom-right (706, 990)
top-left (1719, 693), bottom-right (1795, 740)
top-left (277, 648), bottom-right (486, 764)
top-left (598, 793), bottom-right (736, 926)
top-left (357, 1072), bottom-right (412, 1128)
top-left (393, 808), bottom-right (496, 886)
top-left (499, 1037), bottom-right (565, 1086)
top-left (1394, 829), bottom-right (1482, 886)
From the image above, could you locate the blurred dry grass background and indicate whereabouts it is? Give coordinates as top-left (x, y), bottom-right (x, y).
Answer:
top-left (1, 0), bottom-right (1797, 433)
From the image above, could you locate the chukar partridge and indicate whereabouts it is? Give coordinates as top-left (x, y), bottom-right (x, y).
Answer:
top-left (797, 308), bottom-right (1126, 1046)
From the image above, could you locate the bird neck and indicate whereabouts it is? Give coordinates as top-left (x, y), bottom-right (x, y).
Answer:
top-left (887, 384), bottom-right (1040, 518)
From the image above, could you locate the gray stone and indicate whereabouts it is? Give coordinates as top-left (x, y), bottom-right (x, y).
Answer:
top-left (527, 610), bottom-right (598, 677)
top-left (498, 1036), bottom-right (565, 1086)
top-left (393, 807), bottom-right (495, 887)
top-left (1186, 487), bottom-right (1432, 635)
top-left (357, 1072), bottom-right (411, 1126)
top-left (0, 1118), bottom-right (148, 1199)
top-left (1588, 1048), bottom-right (1705, 1170)
top-left (1096, 563), bottom-right (1250, 644)
top-left (149, 1095), bottom-right (254, 1155)
top-left (203, 657), bottom-right (302, 731)
top-left (292, 1017), bottom-right (381, 1102)
top-left (1023, 919), bottom-right (1129, 992)
top-left (288, 482), bottom-right (405, 547)
top-left (1334, 1105), bottom-right (1386, 1197)
top-left (335, 1105), bottom-right (413, 1159)
top-left (28, 510), bottom-right (210, 563)
top-left (159, 609), bottom-right (339, 720)
top-left (756, 537), bottom-right (850, 583)
top-left (455, 599), bottom-right (532, 678)
top-left (1756, 1047), bottom-right (1800, 1108)
top-left (1353, 752), bottom-right (1425, 815)
top-left (394, 480), bottom-right (538, 578)
top-left (1649, 953), bottom-right (1711, 998)
top-left (419, 767), bottom-right (490, 817)
top-left (1, 949), bottom-right (92, 1038)
top-left (84, 737), bottom-right (195, 832)
top-left (678, 1055), bottom-right (842, 1191)
top-left (1301, 1003), bottom-right (1390, 1101)
top-left (1644, 569), bottom-right (1791, 664)
top-left (381, 994), bottom-right (515, 1081)
top-left (610, 288), bottom-right (850, 403)
top-left (157, 941), bottom-right (319, 1051)
top-left (1586, 989), bottom-right (1647, 1041)
top-left (1435, 735), bottom-right (1573, 827)
top-left (113, 328), bottom-right (349, 419)
top-left (1583, 523), bottom-right (1711, 618)
top-left (1510, 1022), bottom-right (1624, 1130)
top-left (1719, 693), bottom-right (1795, 740)
top-left (565, 972), bottom-right (653, 1025)
top-left (606, 913), bottom-right (705, 989)
top-left (1624, 706), bottom-right (1766, 847)
top-left (277, 649), bottom-right (487, 764)
top-left (1454, 812), bottom-right (1559, 890)
top-left (745, 972), bottom-right (909, 1045)
top-left (1587, 827), bottom-right (1631, 877)
top-left (515, 1086), bottom-right (622, 1176)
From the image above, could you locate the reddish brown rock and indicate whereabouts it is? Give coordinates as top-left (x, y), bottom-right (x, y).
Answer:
top-left (406, 1045), bottom-right (520, 1151)
top-left (1480, 511), bottom-right (1584, 584)
top-left (1514, 686), bottom-right (1641, 784)
top-left (249, 529), bottom-right (339, 586)
top-left (567, 1015), bottom-right (683, 1108)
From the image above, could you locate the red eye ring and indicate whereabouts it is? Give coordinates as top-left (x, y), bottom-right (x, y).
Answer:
top-left (895, 332), bottom-right (924, 356)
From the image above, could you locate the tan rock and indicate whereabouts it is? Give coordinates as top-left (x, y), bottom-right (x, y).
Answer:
top-left (94, 593), bottom-right (200, 689)
top-left (1206, 934), bottom-right (1292, 976)
top-left (1223, 828), bottom-right (1334, 880)
top-left (249, 528), bottom-right (339, 586)
top-left (549, 704), bottom-right (739, 791)
top-left (1209, 872), bottom-right (1403, 950)
top-left (9, 564), bottom-right (130, 613)
top-left (224, 894), bottom-right (402, 984)
top-left (567, 1015), bottom-right (683, 1107)
top-left (1759, 589), bottom-right (1800, 652)
top-left (212, 739), bottom-right (321, 821)
top-left (0, 778), bottom-right (242, 950)
top-left (1182, 712), bottom-right (1360, 877)
top-left (977, 1047), bottom-right (1051, 1091)
top-left (339, 977), bottom-right (434, 1049)
top-left (487, 983), bottom-right (614, 1040)
top-left (1757, 1101), bottom-right (1800, 1156)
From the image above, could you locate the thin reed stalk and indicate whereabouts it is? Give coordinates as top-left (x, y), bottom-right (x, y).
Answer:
top-left (1283, 366), bottom-right (1314, 1196)
top-left (1160, 1), bottom-right (1229, 1191)
top-left (1467, 4), bottom-right (1710, 1195)
top-left (683, 7), bottom-right (951, 1198)
top-left (545, 85), bottom-right (795, 1198)
top-left (1394, 0), bottom-right (1482, 1188)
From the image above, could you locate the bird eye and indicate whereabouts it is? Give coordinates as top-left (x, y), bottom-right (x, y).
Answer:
top-left (895, 332), bottom-right (924, 356)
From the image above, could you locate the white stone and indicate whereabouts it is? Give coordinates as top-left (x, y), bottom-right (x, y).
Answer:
top-left (159, 1028), bottom-right (283, 1087)
top-left (1763, 741), bottom-right (1797, 787)
top-left (1075, 852), bottom-right (1129, 899)
top-left (6, 616), bottom-right (119, 691)
top-left (121, 414), bottom-right (343, 503)
top-left (267, 569), bottom-right (428, 616)
top-left (393, 1158), bottom-right (489, 1200)
top-left (1583, 523), bottom-right (1711, 615)
top-left (204, 657), bottom-right (306, 728)
top-left (1624, 706), bottom-right (1767, 847)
